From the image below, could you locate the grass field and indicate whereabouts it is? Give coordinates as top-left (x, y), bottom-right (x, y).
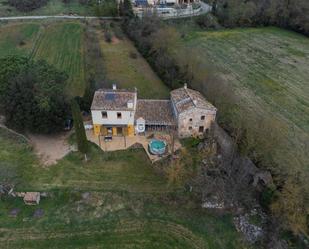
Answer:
top-left (0, 20), bottom-right (169, 98)
top-left (0, 22), bottom-right (39, 56)
top-left (0, 21), bottom-right (86, 96)
top-left (32, 22), bottom-right (86, 96)
top-left (0, 128), bottom-right (249, 248)
top-left (98, 25), bottom-right (170, 99)
top-left (0, 0), bottom-right (93, 17)
top-left (179, 26), bottom-right (309, 175)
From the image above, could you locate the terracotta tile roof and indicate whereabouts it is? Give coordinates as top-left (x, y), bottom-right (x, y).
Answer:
top-left (170, 87), bottom-right (216, 113)
top-left (91, 89), bottom-right (137, 111)
top-left (135, 100), bottom-right (175, 125)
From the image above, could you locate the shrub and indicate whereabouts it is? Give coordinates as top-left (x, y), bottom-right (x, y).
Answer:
top-left (195, 13), bottom-right (221, 29)
top-left (8, 0), bottom-right (48, 12)
top-left (104, 31), bottom-right (112, 42)
top-left (71, 99), bottom-right (89, 156)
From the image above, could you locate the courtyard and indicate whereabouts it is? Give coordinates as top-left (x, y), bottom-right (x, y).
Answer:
top-left (86, 130), bottom-right (181, 163)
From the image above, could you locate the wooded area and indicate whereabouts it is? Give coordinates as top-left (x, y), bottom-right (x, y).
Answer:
top-left (211, 0), bottom-right (309, 36)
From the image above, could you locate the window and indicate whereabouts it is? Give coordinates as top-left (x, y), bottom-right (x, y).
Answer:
top-left (201, 115), bottom-right (205, 120)
top-left (189, 118), bottom-right (193, 122)
top-left (188, 126), bottom-right (192, 130)
top-left (199, 126), bottom-right (204, 133)
top-left (117, 112), bottom-right (122, 119)
top-left (102, 111), bottom-right (107, 118)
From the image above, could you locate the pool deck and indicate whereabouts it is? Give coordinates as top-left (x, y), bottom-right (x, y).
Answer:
top-left (86, 130), bottom-right (181, 163)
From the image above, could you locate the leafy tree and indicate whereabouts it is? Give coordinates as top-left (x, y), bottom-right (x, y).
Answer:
top-left (94, 0), bottom-right (118, 17)
top-left (1, 55), bottom-right (69, 133)
top-left (8, 0), bottom-right (48, 12)
top-left (212, 0), bottom-right (309, 36)
top-left (119, 0), bottom-right (134, 18)
top-left (0, 56), bottom-right (28, 103)
top-left (70, 99), bottom-right (89, 158)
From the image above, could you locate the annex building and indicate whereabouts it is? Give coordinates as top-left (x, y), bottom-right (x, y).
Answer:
top-left (91, 84), bottom-right (217, 138)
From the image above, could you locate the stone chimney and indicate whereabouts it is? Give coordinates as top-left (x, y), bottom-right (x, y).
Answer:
top-left (112, 84), bottom-right (117, 90)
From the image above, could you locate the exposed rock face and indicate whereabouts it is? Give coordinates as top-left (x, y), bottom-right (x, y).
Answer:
top-left (253, 172), bottom-right (274, 187)
top-left (202, 196), bottom-right (225, 209)
top-left (212, 122), bottom-right (274, 190)
top-left (212, 122), bottom-right (235, 162)
top-left (233, 209), bottom-right (267, 244)
top-left (197, 123), bottom-right (277, 245)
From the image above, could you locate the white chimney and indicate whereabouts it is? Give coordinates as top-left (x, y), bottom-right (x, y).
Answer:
top-left (127, 100), bottom-right (134, 109)
top-left (184, 83), bottom-right (187, 89)
top-left (112, 84), bottom-right (117, 90)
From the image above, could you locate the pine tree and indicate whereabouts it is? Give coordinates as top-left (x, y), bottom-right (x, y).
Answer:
top-left (71, 99), bottom-right (89, 160)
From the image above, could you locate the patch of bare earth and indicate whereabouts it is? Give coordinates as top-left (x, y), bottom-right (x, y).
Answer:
top-left (28, 132), bottom-right (73, 166)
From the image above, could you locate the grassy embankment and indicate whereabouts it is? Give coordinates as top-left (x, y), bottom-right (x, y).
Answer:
top-left (97, 23), bottom-right (170, 99)
top-left (0, 0), bottom-right (93, 17)
top-left (0, 128), bottom-right (248, 249)
top-left (177, 26), bottom-right (309, 176)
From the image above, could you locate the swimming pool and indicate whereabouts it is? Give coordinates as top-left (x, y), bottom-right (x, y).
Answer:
top-left (148, 139), bottom-right (167, 155)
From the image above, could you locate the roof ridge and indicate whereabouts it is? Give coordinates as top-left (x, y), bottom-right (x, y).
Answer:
top-left (184, 87), bottom-right (196, 107)
top-left (138, 99), bottom-right (170, 101)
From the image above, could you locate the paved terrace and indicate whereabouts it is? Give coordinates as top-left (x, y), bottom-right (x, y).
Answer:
top-left (86, 130), bottom-right (181, 163)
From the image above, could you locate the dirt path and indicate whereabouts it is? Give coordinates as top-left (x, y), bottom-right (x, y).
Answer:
top-left (29, 132), bottom-right (74, 166)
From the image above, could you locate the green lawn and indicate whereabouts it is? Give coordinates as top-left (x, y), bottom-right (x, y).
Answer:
top-left (32, 22), bottom-right (86, 96)
top-left (98, 25), bottom-right (170, 99)
top-left (0, 22), bottom-right (39, 56)
top-left (178, 26), bottom-right (309, 175)
top-left (0, 128), bottom-right (249, 249)
top-left (0, 0), bottom-right (94, 17)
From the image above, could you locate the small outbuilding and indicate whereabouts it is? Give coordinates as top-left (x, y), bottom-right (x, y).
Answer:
top-left (23, 192), bottom-right (40, 205)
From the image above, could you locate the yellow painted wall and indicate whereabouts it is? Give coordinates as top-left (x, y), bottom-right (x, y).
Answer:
top-left (94, 125), bottom-right (135, 137)
top-left (93, 124), bottom-right (101, 136)
top-left (127, 125), bottom-right (134, 136)
top-left (101, 126), bottom-right (108, 136)
top-left (112, 127), bottom-right (117, 136)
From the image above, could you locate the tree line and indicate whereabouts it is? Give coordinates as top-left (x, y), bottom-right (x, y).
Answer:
top-left (211, 0), bottom-right (309, 36)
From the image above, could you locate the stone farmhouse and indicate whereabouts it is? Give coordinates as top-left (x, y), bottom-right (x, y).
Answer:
top-left (91, 84), bottom-right (216, 138)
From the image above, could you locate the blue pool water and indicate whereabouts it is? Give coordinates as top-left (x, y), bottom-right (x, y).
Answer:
top-left (148, 140), bottom-right (167, 155)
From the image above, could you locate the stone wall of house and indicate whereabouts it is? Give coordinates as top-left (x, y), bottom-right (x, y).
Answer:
top-left (178, 108), bottom-right (216, 138)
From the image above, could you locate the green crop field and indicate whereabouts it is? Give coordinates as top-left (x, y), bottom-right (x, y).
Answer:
top-left (98, 25), bottom-right (170, 99)
top-left (0, 0), bottom-right (93, 17)
top-left (32, 22), bottom-right (86, 96)
top-left (179, 27), bottom-right (309, 175)
top-left (0, 128), bottom-right (248, 249)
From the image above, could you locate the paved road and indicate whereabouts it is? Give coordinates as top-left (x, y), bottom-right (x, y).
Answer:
top-left (0, 15), bottom-right (119, 20)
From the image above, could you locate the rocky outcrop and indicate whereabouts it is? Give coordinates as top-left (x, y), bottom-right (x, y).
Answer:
top-left (233, 209), bottom-right (266, 244)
